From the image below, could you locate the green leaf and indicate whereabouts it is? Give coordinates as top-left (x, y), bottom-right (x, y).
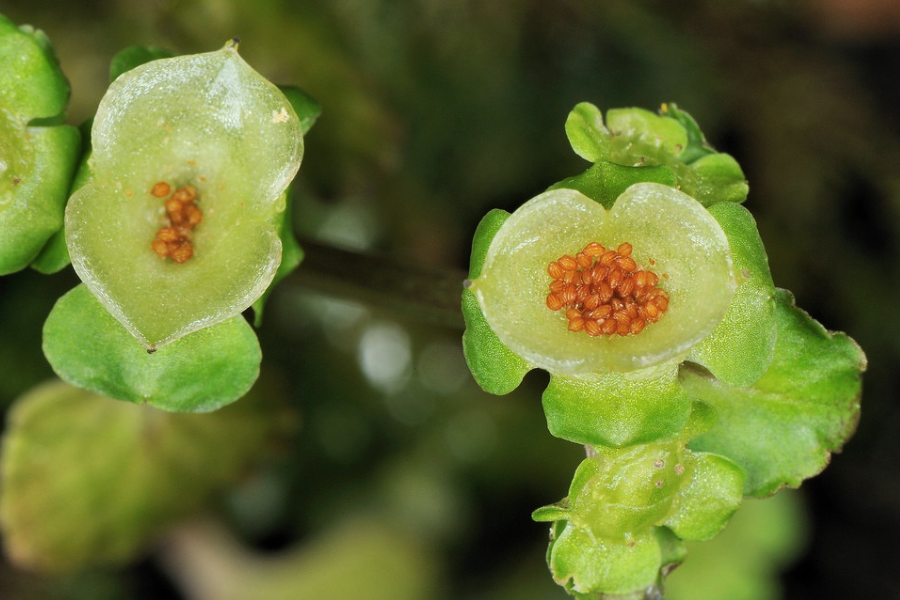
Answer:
top-left (687, 202), bottom-right (776, 386)
top-left (109, 45), bottom-right (175, 82)
top-left (66, 42), bottom-right (304, 348)
top-left (542, 363), bottom-right (694, 448)
top-left (461, 289), bottom-right (530, 395)
top-left (681, 290), bottom-right (865, 496)
top-left (548, 161), bottom-right (677, 209)
top-left (43, 285), bottom-right (261, 412)
top-left (0, 379), bottom-right (286, 573)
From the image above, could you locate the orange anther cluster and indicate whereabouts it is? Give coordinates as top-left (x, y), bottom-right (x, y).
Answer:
top-left (546, 241), bottom-right (669, 337)
top-left (149, 182), bottom-right (203, 263)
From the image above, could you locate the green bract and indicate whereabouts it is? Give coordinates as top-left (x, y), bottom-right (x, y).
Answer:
top-left (66, 41), bottom-right (303, 349)
top-left (468, 183), bottom-right (735, 376)
top-left (0, 15), bottom-right (80, 275)
top-left (533, 436), bottom-right (744, 597)
top-left (565, 102), bottom-right (748, 206)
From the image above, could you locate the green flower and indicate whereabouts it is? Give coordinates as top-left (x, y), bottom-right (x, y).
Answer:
top-left (532, 433), bottom-right (745, 597)
top-left (0, 15), bottom-right (80, 275)
top-left (469, 183), bottom-right (735, 376)
top-left (66, 41), bottom-right (303, 350)
top-left (463, 181), bottom-right (755, 447)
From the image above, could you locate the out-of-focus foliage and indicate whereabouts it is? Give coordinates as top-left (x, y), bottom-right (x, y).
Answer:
top-left (0, 0), bottom-right (897, 598)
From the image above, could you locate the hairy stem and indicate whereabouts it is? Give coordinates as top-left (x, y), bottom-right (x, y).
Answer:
top-left (290, 237), bottom-right (466, 329)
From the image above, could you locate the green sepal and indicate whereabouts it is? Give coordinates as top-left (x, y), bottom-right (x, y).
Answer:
top-left (109, 45), bottom-right (175, 82)
top-left (252, 189), bottom-right (305, 326)
top-left (542, 363), bottom-right (694, 448)
top-left (681, 289), bottom-right (865, 496)
top-left (0, 379), bottom-right (288, 573)
top-left (548, 161), bottom-right (677, 209)
top-left (43, 285), bottom-right (261, 413)
top-left (279, 85), bottom-right (322, 135)
top-left (686, 202), bottom-right (776, 386)
top-left (461, 289), bottom-right (530, 395)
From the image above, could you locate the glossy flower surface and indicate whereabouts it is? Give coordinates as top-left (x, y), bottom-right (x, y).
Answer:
top-left (469, 183), bottom-right (735, 375)
top-left (66, 42), bottom-right (303, 349)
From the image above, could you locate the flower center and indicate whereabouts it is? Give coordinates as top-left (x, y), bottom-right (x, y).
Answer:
top-left (546, 241), bottom-right (669, 337)
top-left (149, 181), bottom-right (203, 263)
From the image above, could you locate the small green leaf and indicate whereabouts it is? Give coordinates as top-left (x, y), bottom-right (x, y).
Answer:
top-left (564, 101), bottom-right (609, 162)
top-left (461, 289), bottom-right (530, 395)
top-left (109, 45), bottom-right (174, 82)
top-left (542, 363), bottom-right (694, 448)
top-left (687, 202), bottom-right (776, 386)
top-left (43, 285), bottom-right (261, 412)
top-left (548, 161), bottom-right (677, 209)
top-left (0, 379), bottom-right (286, 572)
top-left (28, 225), bottom-right (69, 274)
top-left (682, 290), bottom-right (865, 496)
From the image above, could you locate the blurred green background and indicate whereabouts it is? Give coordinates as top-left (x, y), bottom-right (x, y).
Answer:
top-left (0, 0), bottom-right (897, 598)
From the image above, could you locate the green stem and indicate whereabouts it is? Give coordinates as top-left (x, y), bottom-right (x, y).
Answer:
top-left (290, 237), bottom-right (467, 330)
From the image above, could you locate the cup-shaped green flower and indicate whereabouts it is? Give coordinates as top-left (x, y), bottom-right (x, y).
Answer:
top-left (532, 434), bottom-right (745, 597)
top-left (468, 183), bottom-right (735, 376)
top-left (0, 15), bottom-right (80, 275)
top-left (66, 41), bottom-right (303, 349)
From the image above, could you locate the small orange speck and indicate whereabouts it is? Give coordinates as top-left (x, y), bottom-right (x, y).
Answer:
top-left (151, 182), bottom-right (171, 197)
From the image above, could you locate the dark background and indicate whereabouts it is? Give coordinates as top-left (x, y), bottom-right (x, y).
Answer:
top-left (0, 1), bottom-right (897, 598)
